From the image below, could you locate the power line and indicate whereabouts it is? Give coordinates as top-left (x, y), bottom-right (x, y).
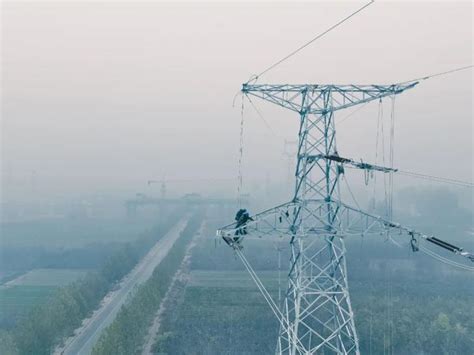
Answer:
top-left (343, 174), bottom-right (362, 211)
top-left (398, 64), bottom-right (473, 85)
top-left (338, 101), bottom-right (370, 125)
top-left (250, 0), bottom-right (374, 82)
top-left (237, 95), bottom-right (245, 207)
top-left (397, 170), bottom-right (474, 188)
top-left (346, 165), bottom-right (474, 188)
top-left (339, 64), bottom-right (472, 124)
top-left (419, 244), bottom-right (474, 272)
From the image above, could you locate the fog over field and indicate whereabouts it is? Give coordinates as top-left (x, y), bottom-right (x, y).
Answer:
top-left (0, 1), bottom-right (473, 355)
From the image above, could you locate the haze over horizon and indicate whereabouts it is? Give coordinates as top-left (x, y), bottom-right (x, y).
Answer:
top-left (2, 1), bottom-right (472, 205)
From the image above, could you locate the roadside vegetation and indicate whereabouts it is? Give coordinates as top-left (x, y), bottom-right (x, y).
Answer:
top-left (0, 208), bottom-right (184, 355)
top-left (92, 210), bottom-right (204, 355)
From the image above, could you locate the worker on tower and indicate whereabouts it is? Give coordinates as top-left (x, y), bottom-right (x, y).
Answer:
top-left (234, 208), bottom-right (254, 240)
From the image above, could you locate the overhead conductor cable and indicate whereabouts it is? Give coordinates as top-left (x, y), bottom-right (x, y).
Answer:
top-left (249, 0), bottom-right (375, 82)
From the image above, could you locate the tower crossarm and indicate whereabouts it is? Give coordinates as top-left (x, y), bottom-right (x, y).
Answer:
top-left (242, 82), bottom-right (418, 114)
top-left (217, 199), bottom-right (474, 262)
top-left (306, 154), bottom-right (397, 173)
top-left (217, 201), bottom-right (299, 244)
top-left (337, 201), bottom-right (474, 262)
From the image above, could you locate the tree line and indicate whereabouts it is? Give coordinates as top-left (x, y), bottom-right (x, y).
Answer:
top-left (0, 208), bottom-right (185, 355)
top-left (92, 210), bottom-right (204, 355)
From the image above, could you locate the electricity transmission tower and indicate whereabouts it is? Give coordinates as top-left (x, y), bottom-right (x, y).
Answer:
top-left (217, 82), bottom-right (474, 354)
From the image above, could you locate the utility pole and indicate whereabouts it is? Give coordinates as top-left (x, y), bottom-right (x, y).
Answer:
top-left (217, 81), bottom-right (472, 354)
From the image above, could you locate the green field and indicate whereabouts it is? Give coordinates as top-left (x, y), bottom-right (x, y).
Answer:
top-left (0, 269), bottom-right (89, 328)
top-left (153, 269), bottom-right (279, 354)
top-left (4, 269), bottom-right (89, 287)
top-left (0, 216), bottom-right (157, 248)
top-left (189, 269), bottom-right (280, 288)
top-left (0, 286), bottom-right (56, 326)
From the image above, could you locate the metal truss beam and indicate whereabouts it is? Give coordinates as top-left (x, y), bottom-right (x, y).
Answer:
top-left (242, 82), bottom-right (418, 114)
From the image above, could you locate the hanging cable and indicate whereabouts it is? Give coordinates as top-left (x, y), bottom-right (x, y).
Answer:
top-left (250, 0), bottom-right (375, 82)
top-left (418, 244), bottom-right (474, 272)
top-left (371, 99), bottom-right (383, 211)
top-left (389, 274), bottom-right (393, 355)
top-left (387, 234), bottom-right (403, 248)
top-left (232, 90), bottom-right (242, 108)
top-left (343, 175), bottom-right (362, 211)
top-left (378, 100), bottom-right (389, 219)
top-left (236, 249), bottom-right (281, 318)
top-left (273, 241), bottom-right (284, 308)
top-left (245, 94), bottom-right (279, 137)
top-left (388, 95), bottom-right (396, 220)
top-left (235, 249), bottom-right (306, 351)
top-left (237, 96), bottom-right (245, 208)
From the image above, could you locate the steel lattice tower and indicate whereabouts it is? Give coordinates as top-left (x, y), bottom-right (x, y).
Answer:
top-left (217, 81), bottom-right (473, 354)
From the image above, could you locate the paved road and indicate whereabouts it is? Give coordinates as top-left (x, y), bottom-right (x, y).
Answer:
top-left (58, 218), bottom-right (189, 355)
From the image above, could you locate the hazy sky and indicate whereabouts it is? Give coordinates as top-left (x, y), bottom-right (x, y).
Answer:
top-left (1, 1), bottom-right (472, 202)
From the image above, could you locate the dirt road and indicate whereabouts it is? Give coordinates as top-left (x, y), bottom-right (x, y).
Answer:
top-left (141, 219), bottom-right (206, 354)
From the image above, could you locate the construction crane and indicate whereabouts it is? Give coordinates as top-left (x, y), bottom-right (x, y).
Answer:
top-left (217, 82), bottom-right (474, 355)
top-left (147, 178), bottom-right (187, 199)
top-left (125, 177), bottom-right (245, 217)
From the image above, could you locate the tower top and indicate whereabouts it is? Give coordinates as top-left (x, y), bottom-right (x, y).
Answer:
top-left (242, 82), bottom-right (418, 113)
